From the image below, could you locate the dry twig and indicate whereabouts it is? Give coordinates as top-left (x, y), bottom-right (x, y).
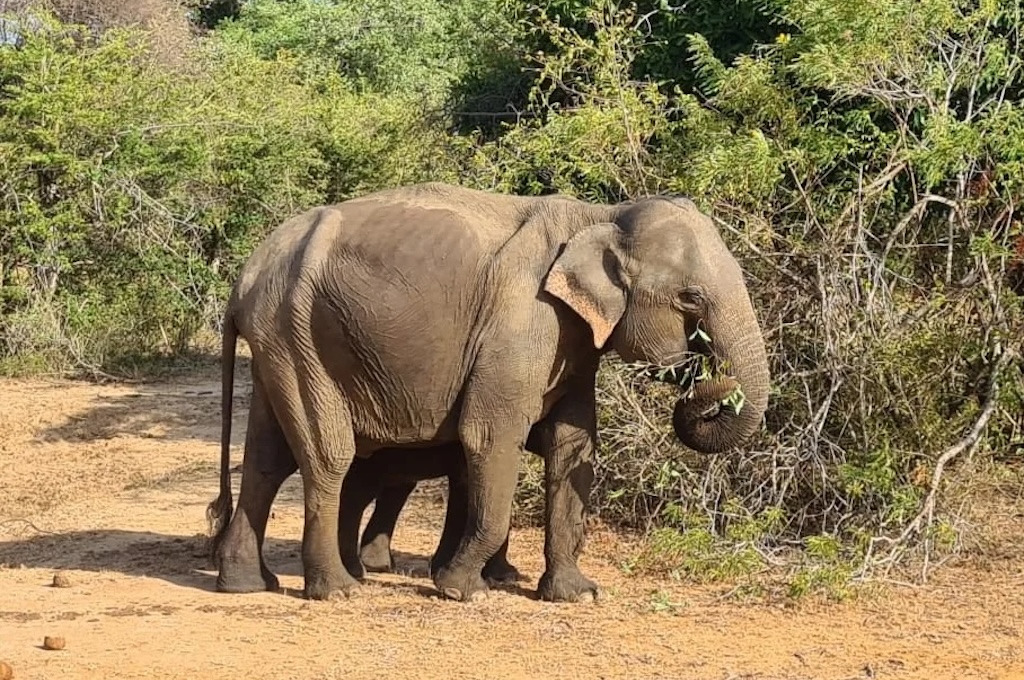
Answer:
top-left (859, 347), bottom-right (1017, 580)
top-left (0, 518), bottom-right (59, 536)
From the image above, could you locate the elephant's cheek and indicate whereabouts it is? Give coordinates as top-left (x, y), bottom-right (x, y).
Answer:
top-left (611, 312), bottom-right (689, 367)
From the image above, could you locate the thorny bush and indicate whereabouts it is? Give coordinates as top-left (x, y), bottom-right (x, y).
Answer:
top-left (493, 1), bottom-right (1024, 588)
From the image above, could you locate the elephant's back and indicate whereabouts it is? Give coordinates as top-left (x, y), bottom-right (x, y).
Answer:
top-left (229, 205), bottom-right (340, 336)
top-left (329, 182), bottom-right (526, 257)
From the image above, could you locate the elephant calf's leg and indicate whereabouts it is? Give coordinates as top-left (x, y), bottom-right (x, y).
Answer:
top-left (359, 481), bottom-right (416, 573)
top-left (482, 534), bottom-right (523, 584)
top-left (429, 469), bottom-right (469, 577)
top-left (216, 377), bottom-right (297, 593)
top-left (337, 456), bottom-right (383, 580)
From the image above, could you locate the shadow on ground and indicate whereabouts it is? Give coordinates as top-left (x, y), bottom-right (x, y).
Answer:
top-left (0, 529), bottom-right (536, 600)
top-left (36, 357), bottom-right (254, 446)
top-left (0, 528), bottom-right (294, 592)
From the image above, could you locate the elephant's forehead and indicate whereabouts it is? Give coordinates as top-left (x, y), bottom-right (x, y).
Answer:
top-left (626, 217), bottom-right (737, 285)
top-left (640, 235), bottom-right (717, 274)
top-left (630, 215), bottom-right (721, 255)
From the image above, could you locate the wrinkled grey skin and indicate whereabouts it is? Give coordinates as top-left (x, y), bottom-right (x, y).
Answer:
top-left (206, 182), bottom-right (769, 603)
top-left (338, 444), bottom-right (526, 584)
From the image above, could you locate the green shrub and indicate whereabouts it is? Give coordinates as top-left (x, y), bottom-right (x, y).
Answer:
top-left (0, 12), bottom-right (443, 373)
top-left (214, 0), bottom-right (521, 112)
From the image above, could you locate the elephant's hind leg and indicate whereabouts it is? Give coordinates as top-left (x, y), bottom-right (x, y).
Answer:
top-left (269, 369), bottom-right (361, 601)
top-left (216, 373), bottom-right (297, 594)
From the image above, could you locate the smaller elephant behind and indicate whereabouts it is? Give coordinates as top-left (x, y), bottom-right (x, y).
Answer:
top-left (338, 444), bottom-right (524, 584)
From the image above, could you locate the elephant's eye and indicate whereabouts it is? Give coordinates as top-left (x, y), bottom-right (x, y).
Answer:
top-left (678, 288), bottom-right (704, 311)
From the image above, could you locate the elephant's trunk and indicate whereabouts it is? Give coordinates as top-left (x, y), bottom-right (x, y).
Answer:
top-left (671, 310), bottom-right (770, 454)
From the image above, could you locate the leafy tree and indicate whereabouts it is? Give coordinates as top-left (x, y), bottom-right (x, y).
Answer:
top-left (214, 0), bottom-right (520, 109)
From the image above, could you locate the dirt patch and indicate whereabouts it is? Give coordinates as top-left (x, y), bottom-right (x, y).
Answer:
top-left (1, 373), bottom-right (1023, 680)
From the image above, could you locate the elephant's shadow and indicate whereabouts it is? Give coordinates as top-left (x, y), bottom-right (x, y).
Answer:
top-left (0, 529), bottom-right (536, 599)
top-left (0, 528), bottom-right (301, 593)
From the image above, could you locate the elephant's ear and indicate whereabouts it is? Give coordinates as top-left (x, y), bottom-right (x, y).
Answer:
top-left (544, 223), bottom-right (627, 349)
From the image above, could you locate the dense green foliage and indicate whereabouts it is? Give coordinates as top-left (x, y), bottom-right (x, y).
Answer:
top-left (0, 12), bottom-right (444, 371)
top-left (213, 0), bottom-right (516, 107)
top-left (2, 0), bottom-right (1022, 589)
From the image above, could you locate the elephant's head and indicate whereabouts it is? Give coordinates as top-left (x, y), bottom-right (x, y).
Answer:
top-left (543, 196), bottom-right (769, 454)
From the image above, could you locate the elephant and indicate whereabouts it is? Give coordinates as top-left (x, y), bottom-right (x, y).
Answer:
top-left (338, 443), bottom-right (525, 584)
top-left (339, 425), bottom-right (549, 583)
top-left (206, 182), bottom-right (770, 603)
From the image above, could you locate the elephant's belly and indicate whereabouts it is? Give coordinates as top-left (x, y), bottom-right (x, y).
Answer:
top-left (352, 435), bottom-right (461, 458)
top-left (305, 264), bottom-right (479, 446)
top-left (345, 378), bottom-right (465, 447)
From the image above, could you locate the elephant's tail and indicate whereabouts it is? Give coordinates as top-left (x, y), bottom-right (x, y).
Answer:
top-left (205, 309), bottom-right (238, 564)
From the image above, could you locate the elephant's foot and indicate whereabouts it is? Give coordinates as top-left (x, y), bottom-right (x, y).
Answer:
top-left (216, 556), bottom-right (280, 594)
top-left (538, 566), bottom-right (600, 603)
top-left (428, 551), bottom-right (456, 579)
top-left (482, 556), bottom-right (524, 584)
top-left (359, 535), bottom-right (394, 573)
top-left (433, 565), bottom-right (488, 602)
top-left (303, 565), bottom-right (361, 601)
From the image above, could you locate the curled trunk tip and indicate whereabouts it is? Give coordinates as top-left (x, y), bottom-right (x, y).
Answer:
top-left (672, 375), bottom-right (760, 454)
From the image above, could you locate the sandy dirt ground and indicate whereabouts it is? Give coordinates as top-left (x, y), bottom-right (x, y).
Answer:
top-left (1, 367), bottom-right (1023, 680)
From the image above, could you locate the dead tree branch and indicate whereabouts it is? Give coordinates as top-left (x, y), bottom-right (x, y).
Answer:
top-left (859, 347), bottom-right (1017, 580)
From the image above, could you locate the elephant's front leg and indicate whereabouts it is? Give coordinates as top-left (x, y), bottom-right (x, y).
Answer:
top-left (535, 381), bottom-right (599, 603)
top-left (430, 470), bottom-right (521, 584)
top-left (359, 481), bottom-right (416, 573)
top-left (432, 421), bottom-right (523, 602)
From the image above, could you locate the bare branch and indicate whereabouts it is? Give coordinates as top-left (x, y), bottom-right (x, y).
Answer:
top-left (861, 348), bottom-right (1017, 580)
top-left (837, 159), bottom-right (908, 226)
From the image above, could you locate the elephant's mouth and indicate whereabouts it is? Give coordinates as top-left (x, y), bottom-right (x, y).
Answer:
top-left (635, 354), bottom-right (746, 417)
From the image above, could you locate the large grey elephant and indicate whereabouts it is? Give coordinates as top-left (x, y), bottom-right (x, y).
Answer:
top-left (206, 182), bottom-right (769, 603)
